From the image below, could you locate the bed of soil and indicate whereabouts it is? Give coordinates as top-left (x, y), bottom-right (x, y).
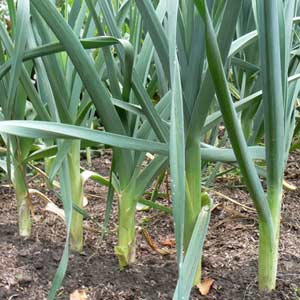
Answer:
top-left (0, 151), bottom-right (300, 300)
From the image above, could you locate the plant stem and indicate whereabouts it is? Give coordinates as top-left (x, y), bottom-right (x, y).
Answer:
top-left (258, 223), bottom-right (278, 290)
top-left (115, 189), bottom-right (136, 268)
top-left (13, 160), bottom-right (31, 237)
top-left (68, 140), bottom-right (84, 252)
top-left (258, 188), bottom-right (282, 290)
top-left (185, 138), bottom-right (202, 284)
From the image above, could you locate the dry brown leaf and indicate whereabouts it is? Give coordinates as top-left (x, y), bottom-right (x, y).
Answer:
top-left (5, 17), bottom-right (11, 31)
top-left (160, 238), bottom-right (176, 247)
top-left (141, 229), bottom-right (176, 255)
top-left (70, 289), bottom-right (88, 300)
top-left (197, 278), bottom-right (214, 296)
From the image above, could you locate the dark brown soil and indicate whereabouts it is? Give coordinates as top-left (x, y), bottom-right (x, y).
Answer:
top-left (0, 151), bottom-right (300, 300)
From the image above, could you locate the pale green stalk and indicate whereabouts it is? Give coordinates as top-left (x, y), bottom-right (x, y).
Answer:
top-left (256, 0), bottom-right (285, 290)
top-left (115, 186), bottom-right (137, 267)
top-left (13, 157), bottom-right (31, 236)
top-left (68, 140), bottom-right (84, 252)
top-left (184, 138), bottom-right (202, 284)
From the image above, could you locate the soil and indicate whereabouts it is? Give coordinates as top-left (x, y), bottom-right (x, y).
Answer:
top-left (0, 151), bottom-right (300, 300)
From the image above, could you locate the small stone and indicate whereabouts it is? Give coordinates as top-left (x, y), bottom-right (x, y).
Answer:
top-left (18, 250), bottom-right (28, 257)
top-left (52, 252), bottom-right (61, 262)
top-left (16, 273), bottom-right (32, 286)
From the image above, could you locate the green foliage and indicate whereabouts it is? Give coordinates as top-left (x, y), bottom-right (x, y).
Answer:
top-left (0, 0), bottom-right (300, 299)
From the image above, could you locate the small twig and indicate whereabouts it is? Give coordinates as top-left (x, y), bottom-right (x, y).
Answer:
top-left (211, 203), bottom-right (222, 211)
top-left (29, 188), bottom-right (52, 204)
top-left (203, 187), bottom-right (256, 212)
top-left (26, 173), bottom-right (40, 183)
top-left (141, 228), bottom-right (175, 255)
top-left (28, 163), bottom-right (60, 188)
top-left (223, 206), bottom-right (256, 219)
top-left (28, 163), bottom-right (48, 178)
top-left (85, 193), bottom-right (104, 199)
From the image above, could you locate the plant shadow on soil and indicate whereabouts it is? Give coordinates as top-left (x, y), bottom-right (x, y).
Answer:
top-left (0, 152), bottom-right (300, 300)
